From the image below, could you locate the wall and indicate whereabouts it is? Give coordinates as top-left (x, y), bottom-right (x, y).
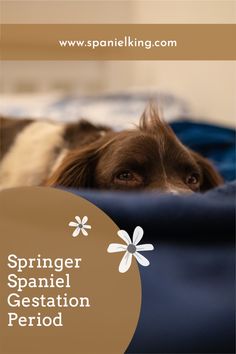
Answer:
top-left (1, 1), bottom-right (235, 126)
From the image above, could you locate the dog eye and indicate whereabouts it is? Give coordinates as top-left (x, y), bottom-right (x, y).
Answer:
top-left (114, 170), bottom-right (143, 188)
top-left (116, 170), bottom-right (134, 181)
top-left (186, 173), bottom-right (200, 186)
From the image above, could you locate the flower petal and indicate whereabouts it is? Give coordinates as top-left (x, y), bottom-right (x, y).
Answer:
top-left (83, 224), bottom-right (91, 229)
top-left (107, 243), bottom-right (127, 253)
top-left (69, 221), bottom-right (78, 227)
top-left (75, 216), bottom-right (81, 224)
top-left (132, 226), bottom-right (144, 245)
top-left (119, 251), bottom-right (133, 273)
top-left (136, 243), bottom-right (154, 252)
top-left (117, 230), bottom-right (131, 245)
top-left (72, 227), bottom-right (80, 237)
top-left (134, 251), bottom-right (150, 267)
top-left (81, 228), bottom-right (88, 236)
top-left (82, 216), bottom-right (88, 225)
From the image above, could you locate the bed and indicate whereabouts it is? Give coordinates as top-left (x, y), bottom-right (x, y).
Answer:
top-left (1, 91), bottom-right (235, 353)
top-left (74, 119), bottom-right (235, 354)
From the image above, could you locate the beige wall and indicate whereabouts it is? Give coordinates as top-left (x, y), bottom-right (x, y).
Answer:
top-left (2, 1), bottom-right (235, 24)
top-left (1, 1), bottom-right (235, 126)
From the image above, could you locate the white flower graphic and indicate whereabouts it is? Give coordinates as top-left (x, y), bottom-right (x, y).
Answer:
top-left (107, 226), bottom-right (154, 273)
top-left (68, 216), bottom-right (91, 237)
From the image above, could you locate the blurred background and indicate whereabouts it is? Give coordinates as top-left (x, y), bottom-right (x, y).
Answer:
top-left (1, 5), bottom-right (235, 354)
top-left (1, 0), bottom-right (235, 127)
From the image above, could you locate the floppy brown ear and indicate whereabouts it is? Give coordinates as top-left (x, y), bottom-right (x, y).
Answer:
top-left (45, 141), bottom-right (101, 188)
top-left (191, 150), bottom-right (223, 191)
top-left (44, 145), bottom-right (96, 188)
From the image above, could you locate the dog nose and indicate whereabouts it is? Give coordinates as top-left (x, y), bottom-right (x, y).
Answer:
top-left (147, 182), bottom-right (193, 194)
top-left (166, 187), bottom-right (193, 195)
top-left (167, 188), bottom-right (180, 195)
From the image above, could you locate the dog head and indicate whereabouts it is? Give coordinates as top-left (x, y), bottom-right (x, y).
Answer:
top-left (46, 104), bottom-right (223, 193)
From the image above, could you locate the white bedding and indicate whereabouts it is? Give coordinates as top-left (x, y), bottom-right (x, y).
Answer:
top-left (0, 90), bottom-right (190, 130)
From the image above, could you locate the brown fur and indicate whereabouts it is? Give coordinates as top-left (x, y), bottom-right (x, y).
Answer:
top-left (45, 105), bottom-right (223, 192)
top-left (63, 119), bottom-right (111, 149)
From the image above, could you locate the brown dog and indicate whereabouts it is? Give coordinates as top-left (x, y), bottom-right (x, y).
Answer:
top-left (0, 104), bottom-right (223, 192)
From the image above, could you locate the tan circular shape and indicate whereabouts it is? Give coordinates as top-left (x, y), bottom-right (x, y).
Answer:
top-left (0, 187), bottom-right (141, 354)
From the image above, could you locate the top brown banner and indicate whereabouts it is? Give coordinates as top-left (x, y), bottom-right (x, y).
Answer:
top-left (1, 24), bottom-right (236, 60)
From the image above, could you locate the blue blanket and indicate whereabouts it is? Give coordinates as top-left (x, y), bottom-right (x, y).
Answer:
top-left (67, 122), bottom-right (235, 353)
top-left (171, 120), bottom-right (236, 181)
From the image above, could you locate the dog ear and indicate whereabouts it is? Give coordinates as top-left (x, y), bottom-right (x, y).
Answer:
top-left (191, 150), bottom-right (223, 191)
top-left (45, 139), bottom-right (105, 188)
top-left (63, 119), bottom-right (111, 149)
